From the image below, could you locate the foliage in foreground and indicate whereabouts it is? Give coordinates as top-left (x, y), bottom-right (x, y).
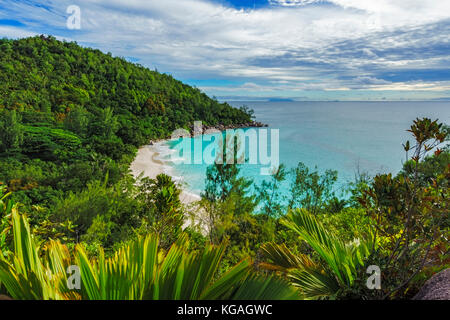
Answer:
top-left (0, 207), bottom-right (298, 300)
top-left (357, 118), bottom-right (449, 299)
top-left (260, 209), bottom-right (375, 299)
top-left (255, 118), bottom-right (449, 300)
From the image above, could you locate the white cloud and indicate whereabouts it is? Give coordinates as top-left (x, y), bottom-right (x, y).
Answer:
top-left (1, 0), bottom-right (449, 99)
top-left (0, 26), bottom-right (38, 39)
top-left (269, 0), bottom-right (320, 6)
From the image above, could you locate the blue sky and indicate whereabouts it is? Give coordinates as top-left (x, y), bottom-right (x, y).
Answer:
top-left (1, 0), bottom-right (450, 101)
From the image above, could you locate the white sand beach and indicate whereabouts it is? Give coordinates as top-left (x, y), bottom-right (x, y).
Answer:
top-left (130, 142), bottom-right (201, 205)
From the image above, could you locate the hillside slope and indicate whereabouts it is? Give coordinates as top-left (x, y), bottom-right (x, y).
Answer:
top-left (0, 35), bottom-right (251, 146)
top-left (0, 35), bottom-right (251, 206)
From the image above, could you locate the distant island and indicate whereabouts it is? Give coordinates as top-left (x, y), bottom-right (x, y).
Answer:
top-left (267, 98), bottom-right (295, 102)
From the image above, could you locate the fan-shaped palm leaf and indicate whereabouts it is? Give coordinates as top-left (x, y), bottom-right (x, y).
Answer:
top-left (1, 207), bottom-right (297, 300)
top-left (261, 209), bottom-right (375, 299)
top-left (0, 208), bottom-right (72, 299)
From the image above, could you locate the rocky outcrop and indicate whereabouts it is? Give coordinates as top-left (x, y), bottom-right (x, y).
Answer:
top-left (190, 121), bottom-right (268, 136)
top-left (413, 268), bottom-right (450, 300)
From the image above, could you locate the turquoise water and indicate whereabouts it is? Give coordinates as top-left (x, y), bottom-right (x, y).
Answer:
top-left (159, 101), bottom-right (450, 197)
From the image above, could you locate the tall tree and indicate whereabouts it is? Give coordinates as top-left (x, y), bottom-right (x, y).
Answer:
top-left (0, 110), bottom-right (23, 153)
top-left (201, 136), bottom-right (257, 242)
top-left (288, 162), bottom-right (338, 214)
top-left (137, 174), bottom-right (184, 249)
top-left (256, 164), bottom-right (287, 218)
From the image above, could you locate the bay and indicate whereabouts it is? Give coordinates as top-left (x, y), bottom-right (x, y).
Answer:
top-left (159, 101), bottom-right (450, 198)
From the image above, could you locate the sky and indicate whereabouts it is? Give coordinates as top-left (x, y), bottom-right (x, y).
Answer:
top-left (1, 0), bottom-right (450, 101)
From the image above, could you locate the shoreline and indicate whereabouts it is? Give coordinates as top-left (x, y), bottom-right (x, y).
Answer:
top-left (130, 123), bottom-right (268, 206)
top-left (130, 141), bottom-right (201, 205)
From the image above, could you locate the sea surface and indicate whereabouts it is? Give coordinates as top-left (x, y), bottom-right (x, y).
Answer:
top-left (155, 101), bottom-right (450, 198)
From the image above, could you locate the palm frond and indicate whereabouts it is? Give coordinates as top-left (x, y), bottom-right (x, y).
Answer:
top-left (288, 268), bottom-right (339, 300)
top-left (226, 274), bottom-right (300, 300)
top-left (260, 209), bottom-right (375, 299)
top-left (0, 208), bottom-right (71, 300)
top-left (1, 210), bottom-right (297, 300)
top-left (260, 242), bottom-right (316, 272)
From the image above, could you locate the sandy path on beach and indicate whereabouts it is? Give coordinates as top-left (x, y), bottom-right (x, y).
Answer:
top-left (130, 143), bottom-right (201, 205)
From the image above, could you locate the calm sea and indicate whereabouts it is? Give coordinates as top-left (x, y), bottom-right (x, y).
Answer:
top-left (157, 101), bottom-right (450, 198)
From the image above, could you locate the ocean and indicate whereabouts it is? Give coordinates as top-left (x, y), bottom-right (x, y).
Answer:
top-left (155, 101), bottom-right (450, 198)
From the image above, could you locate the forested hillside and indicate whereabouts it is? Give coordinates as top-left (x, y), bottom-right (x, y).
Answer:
top-left (0, 35), bottom-right (251, 208)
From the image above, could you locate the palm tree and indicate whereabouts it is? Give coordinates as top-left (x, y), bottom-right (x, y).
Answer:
top-left (0, 208), bottom-right (299, 300)
top-left (260, 209), bottom-right (375, 299)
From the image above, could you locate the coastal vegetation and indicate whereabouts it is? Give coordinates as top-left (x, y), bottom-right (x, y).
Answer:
top-left (0, 37), bottom-right (449, 300)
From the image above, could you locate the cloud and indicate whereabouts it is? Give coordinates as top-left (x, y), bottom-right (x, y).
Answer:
top-left (269, 0), bottom-right (320, 6)
top-left (0, 0), bottom-right (449, 100)
top-left (354, 76), bottom-right (390, 86)
top-left (0, 25), bottom-right (38, 38)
